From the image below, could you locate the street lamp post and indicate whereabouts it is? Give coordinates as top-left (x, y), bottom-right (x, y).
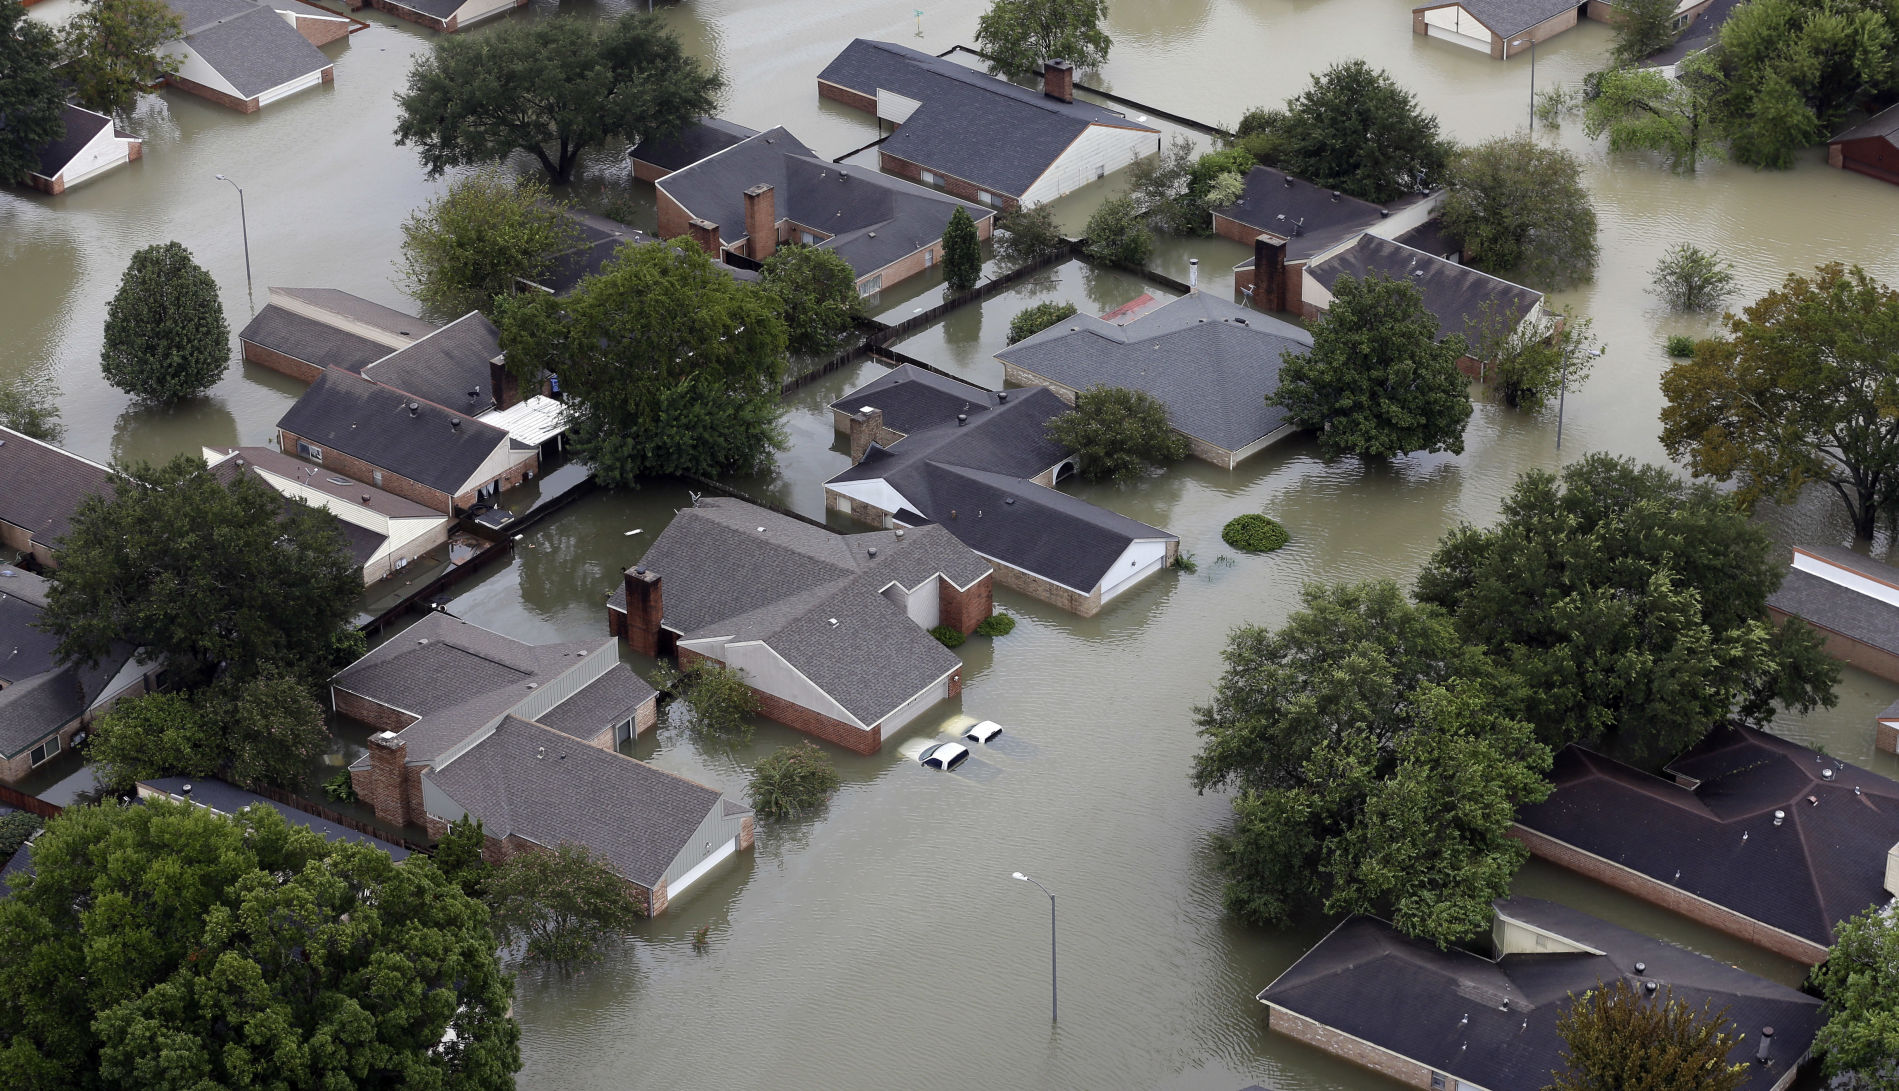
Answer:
top-left (1511, 38), bottom-right (1537, 131)
top-left (1012, 872), bottom-right (1056, 1023)
top-left (213, 173), bottom-right (253, 310)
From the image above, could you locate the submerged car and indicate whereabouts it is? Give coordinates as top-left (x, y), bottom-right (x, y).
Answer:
top-left (962, 720), bottom-right (1003, 744)
top-left (918, 742), bottom-right (971, 770)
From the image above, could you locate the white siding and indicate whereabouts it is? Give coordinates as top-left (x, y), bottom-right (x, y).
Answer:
top-left (452, 0), bottom-right (517, 28)
top-left (880, 576), bottom-right (941, 629)
top-left (1019, 123), bottom-right (1160, 205)
top-left (452, 440), bottom-right (536, 497)
top-left (54, 126), bottom-right (137, 190)
top-left (1423, 5), bottom-right (1495, 48)
top-left (826, 479), bottom-right (913, 518)
top-left (1362, 191), bottom-right (1444, 243)
top-left (255, 68), bottom-right (325, 107)
top-left (507, 642), bottom-right (617, 724)
top-left (168, 43), bottom-right (244, 100)
top-left (1099, 539), bottom-right (1169, 601)
top-left (876, 89), bottom-right (922, 125)
top-left (877, 671), bottom-right (954, 735)
top-left (702, 640), bottom-right (868, 731)
top-left (1794, 550), bottom-right (1899, 609)
top-left (659, 801), bottom-right (750, 897)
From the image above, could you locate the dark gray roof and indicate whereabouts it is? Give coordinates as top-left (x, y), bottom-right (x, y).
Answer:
top-left (1412, 0), bottom-right (1578, 39)
top-left (1768, 565), bottom-right (1899, 657)
top-left (360, 313), bottom-right (501, 414)
top-left (239, 304), bottom-right (393, 374)
top-left (374, 0), bottom-right (466, 20)
top-left (206, 446), bottom-right (445, 522)
top-left (1310, 235), bottom-right (1543, 347)
top-left (140, 776), bottom-right (411, 859)
top-left (1833, 102), bottom-right (1899, 145)
top-left (0, 427), bottom-right (116, 549)
top-left (534, 664), bottom-right (657, 741)
top-left (1516, 726), bottom-right (1899, 948)
top-left (1393, 218), bottom-right (1460, 260)
top-left (829, 364), bottom-right (1002, 436)
top-left (426, 716), bottom-right (732, 888)
top-left (629, 117), bottom-right (759, 173)
top-left (1646, 0), bottom-right (1742, 67)
top-left (169, 0), bottom-right (333, 100)
top-left (1216, 166), bottom-right (1404, 263)
top-left (0, 568), bottom-right (138, 757)
top-left (817, 39), bottom-right (1156, 198)
top-left (273, 289), bottom-right (435, 341)
top-left (996, 292), bottom-right (1310, 453)
top-left (277, 369), bottom-right (513, 497)
top-left (31, 104), bottom-right (113, 179)
top-left (1261, 897), bottom-right (1823, 1091)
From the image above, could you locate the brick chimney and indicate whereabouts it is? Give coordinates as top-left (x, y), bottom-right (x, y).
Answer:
top-left (687, 217), bottom-right (721, 258)
top-left (1043, 59), bottom-right (1074, 103)
top-left (488, 355), bottom-right (519, 410)
top-left (1254, 234), bottom-right (1288, 313)
top-left (365, 731), bottom-right (412, 826)
top-left (621, 565), bottom-right (664, 657)
top-left (743, 184), bottom-right (776, 261)
top-left (849, 406), bottom-right (885, 464)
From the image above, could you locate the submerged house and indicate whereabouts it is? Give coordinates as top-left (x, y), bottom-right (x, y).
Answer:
top-left (0, 426), bottom-right (116, 569)
top-left (607, 498), bottom-right (992, 754)
top-left (25, 104), bottom-right (140, 195)
top-left (1261, 897), bottom-right (1821, 1091)
top-left (1829, 103), bottom-right (1899, 187)
top-left (1513, 724), bottom-right (1899, 964)
top-left (996, 292), bottom-right (1311, 469)
top-left (630, 117), bottom-right (760, 182)
top-left (1767, 546), bottom-right (1899, 734)
top-left (1412, 0), bottom-right (1719, 58)
top-left (240, 287), bottom-right (437, 381)
top-left (817, 39), bottom-right (1159, 210)
top-left (824, 365), bottom-right (1178, 616)
top-left (138, 776), bottom-right (412, 858)
top-left (162, 0), bottom-right (345, 113)
top-left (360, 0), bottom-right (520, 33)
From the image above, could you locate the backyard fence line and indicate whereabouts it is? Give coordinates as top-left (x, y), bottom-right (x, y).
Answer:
top-left (0, 783), bottom-right (61, 820)
top-left (248, 783), bottom-right (433, 855)
top-left (935, 46), bottom-right (1235, 139)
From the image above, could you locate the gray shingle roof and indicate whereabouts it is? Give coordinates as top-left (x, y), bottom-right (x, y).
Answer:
top-left (1261, 898), bottom-right (1822, 1091)
top-left (829, 364), bottom-right (1002, 436)
top-left (1412, 0), bottom-right (1578, 39)
top-left (426, 716), bottom-right (733, 888)
top-left (206, 446), bottom-right (445, 522)
top-left (276, 369), bottom-right (513, 498)
top-left (169, 0), bottom-right (333, 100)
top-left (1310, 235), bottom-right (1543, 348)
top-left (273, 289), bottom-right (435, 341)
top-left (0, 568), bottom-right (137, 757)
top-left (1768, 564), bottom-right (1899, 657)
top-left (630, 117), bottom-right (759, 173)
top-left (239, 304), bottom-right (394, 374)
top-left (31, 104), bottom-right (113, 179)
top-left (374, 0), bottom-right (466, 20)
top-left (0, 428), bottom-right (116, 552)
top-left (1832, 102), bottom-right (1899, 145)
top-left (1516, 726), bottom-right (1899, 948)
top-left (535, 664), bottom-right (657, 741)
top-left (996, 292), bottom-right (1310, 454)
top-left (360, 312), bottom-right (502, 414)
top-left (140, 776), bottom-right (411, 859)
top-left (1216, 166), bottom-right (1404, 263)
top-left (817, 39), bottom-right (1156, 198)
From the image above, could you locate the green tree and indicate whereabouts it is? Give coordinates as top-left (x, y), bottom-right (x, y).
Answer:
top-left (1082, 196), bottom-right (1153, 267)
top-left (486, 843), bottom-right (643, 972)
top-left (0, 811), bottom-right (40, 866)
top-left (87, 673), bottom-right (329, 792)
top-left (943, 206), bottom-right (983, 295)
top-left (0, 798), bottom-right (520, 1086)
top-left (1660, 263), bottom-right (1899, 541)
top-left (759, 245), bottom-right (863, 355)
top-left (1237, 60), bottom-right (1450, 203)
top-left (993, 203), bottom-right (1068, 268)
top-left (398, 169), bottom-right (579, 323)
top-left (1440, 135), bottom-right (1599, 289)
top-left (1465, 302), bottom-right (1599, 411)
top-left (1649, 242), bottom-right (1737, 312)
top-left (101, 242), bottom-right (230, 403)
top-left (1192, 581), bottom-right (1548, 946)
top-left (1129, 138), bottom-right (1256, 235)
top-left (40, 454), bottom-right (359, 692)
top-left (0, 1), bottom-right (66, 187)
top-left (748, 742), bottom-right (840, 821)
top-left (395, 13), bottom-right (723, 184)
top-left (434, 817), bottom-right (492, 901)
top-left (1584, 55), bottom-right (1723, 172)
top-left (494, 239), bottom-right (787, 488)
top-left (1548, 979), bottom-right (1747, 1091)
top-left (1704, 0), bottom-right (1899, 169)
top-left (0, 373), bottom-right (62, 443)
top-left (1045, 384), bottom-right (1190, 480)
top-left (1271, 272), bottom-right (1471, 460)
top-left (974, 0), bottom-right (1111, 76)
top-left (1415, 454), bottom-right (1839, 761)
top-left (1611, 0), bottom-right (1685, 65)
top-left (1007, 300), bottom-right (1078, 344)
top-left (58, 0), bottom-right (180, 119)
top-left (662, 658), bottom-right (761, 743)
top-left (1810, 905), bottom-right (1899, 1089)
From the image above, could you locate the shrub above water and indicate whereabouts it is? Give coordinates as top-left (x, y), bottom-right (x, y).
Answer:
top-left (930, 625), bottom-right (967, 648)
top-left (975, 613), bottom-right (1016, 637)
top-left (1223, 514), bottom-right (1289, 553)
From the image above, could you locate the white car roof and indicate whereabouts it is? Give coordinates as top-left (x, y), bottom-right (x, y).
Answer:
top-left (966, 720), bottom-right (1002, 738)
top-left (923, 742), bottom-right (968, 762)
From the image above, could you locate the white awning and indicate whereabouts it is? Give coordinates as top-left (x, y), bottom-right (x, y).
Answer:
top-left (478, 395), bottom-right (570, 447)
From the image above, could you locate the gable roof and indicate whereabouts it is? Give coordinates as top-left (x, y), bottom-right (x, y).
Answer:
top-left (360, 312), bottom-right (501, 414)
top-left (1767, 546), bottom-right (1899, 657)
top-left (1310, 235), bottom-right (1543, 346)
top-left (1516, 724), bottom-right (1899, 948)
top-left (140, 776), bottom-right (411, 859)
top-left (239, 304), bottom-right (396, 374)
top-left (1832, 102), bottom-right (1899, 146)
top-left (0, 427), bottom-right (116, 551)
top-left (829, 364), bottom-right (1002, 436)
top-left (817, 39), bottom-right (1156, 197)
top-left (31, 104), bottom-right (115, 179)
top-left (629, 117), bottom-right (760, 173)
top-left (1262, 897), bottom-right (1822, 1091)
top-left (996, 292), bottom-right (1310, 453)
top-left (167, 0), bottom-right (333, 100)
top-left (1216, 165), bottom-right (1405, 263)
top-left (427, 716), bottom-right (735, 888)
top-left (272, 288), bottom-right (435, 341)
top-left (203, 446), bottom-right (444, 522)
top-left (276, 369), bottom-right (512, 497)
top-left (532, 664), bottom-right (657, 740)
top-left (0, 567), bottom-right (138, 757)
top-left (1412, 0), bottom-right (1578, 39)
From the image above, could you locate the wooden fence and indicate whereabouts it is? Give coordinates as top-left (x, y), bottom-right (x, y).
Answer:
top-left (248, 783), bottom-right (432, 855)
top-left (0, 783), bottom-right (61, 820)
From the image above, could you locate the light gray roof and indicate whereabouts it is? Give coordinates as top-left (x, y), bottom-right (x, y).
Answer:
top-left (535, 664), bottom-right (657, 741)
top-left (1412, 0), bottom-right (1578, 39)
top-left (426, 716), bottom-right (735, 888)
top-left (996, 292), bottom-right (1309, 454)
top-left (168, 0), bottom-right (333, 100)
top-left (360, 312), bottom-right (502, 414)
top-left (1768, 552), bottom-right (1899, 657)
top-left (0, 568), bottom-right (137, 757)
top-left (239, 304), bottom-right (394, 374)
top-left (1310, 235), bottom-right (1543, 348)
top-left (272, 288), bottom-right (435, 341)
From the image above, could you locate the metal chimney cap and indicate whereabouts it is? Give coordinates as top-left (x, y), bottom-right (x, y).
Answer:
top-left (634, 564), bottom-right (647, 575)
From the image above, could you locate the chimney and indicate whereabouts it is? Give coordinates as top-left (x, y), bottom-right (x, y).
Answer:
top-left (1043, 59), bottom-right (1074, 103)
top-left (1755, 1027), bottom-right (1774, 1064)
top-left (489, 356), bottom-right (517, 410)
top-left (744, 184), bottom-right (776, 261)
top-left (619, 565), bottom-right (665, 657)
top-left (849, 406), bottom-right (885, 464)
top-left (365, 730), bottom-right (413, 826)
top-left (1189, 257), bottom-right (1199, 293)
top-left (1253, 234), bottom-right (1288, 313)
top-left (687, 217), bottom-right (722, 258)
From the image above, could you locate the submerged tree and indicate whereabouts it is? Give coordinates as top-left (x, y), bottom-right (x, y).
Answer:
top-left (1465, 303), bottom-right (1599, 412)
top-left (1234, 59), bottom-right (1450, 203)
top-left (487, 843), bottom-right (644, 972)
top-left (993, 203), bottom-right (1069, 268)
top-left (1082, 196), bottom-right (1153, 267)
top-left (102, 242), bottom-right (230, 403)
top-left (1045, 385), bottom-right (1190, 480)
top-left (1440, 135), bottom-right (1598, 289)
top-left (1548, 979), bottom-right (1747, 1091)
top-left (1610, 0), bottom-right (1685, 66)
top-left (1007, 300), bottom-right (1078, 345)
top-left (748, 742), bottom-right (841, 821)
top-left (974, 0), bottom-right (1111, 76)
top-left (58, 0), bottom-right (181, 119)
top-left (0, 1), bottom-right (67, 187)
top-left (1649, 242), bottom-right (1737, 312)
top-left (1704, 0), bottom-right (1899, 169)
top-left (0, 373), bottom-right (62, 443)
top-left (398, 169), bottom-right (580, 322)
top-left (759, 245), bottom-right (863, 355)
top-left (1810, 905), bottom-right (1899, 1088)
top-left (1583, 55), bottom-right (1723, 173)
top-left (943, 206), bottom-right (984, 295)
top-left (87, 672), bottom-right (331, 793)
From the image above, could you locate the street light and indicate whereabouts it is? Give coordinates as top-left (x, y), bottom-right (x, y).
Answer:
top-left (213, 173), bottom-right (253, 311)
top-left (1556, 346), bottom-right (1604, 452)
top-left (1510, 37), bottom-right (1537, 132)
top-left (1012, 872), bottom-right (1056, 1023)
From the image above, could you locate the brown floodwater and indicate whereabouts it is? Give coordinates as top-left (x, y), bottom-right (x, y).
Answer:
top-left (5, 0), bottom-right (1899, 1087)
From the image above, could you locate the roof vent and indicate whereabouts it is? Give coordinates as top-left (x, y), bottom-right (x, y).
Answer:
top-left (468, 388), bottom-right (480, 398)
top-left (1643, 981), bottom-right (1658, 995)
top-left (1822, 768), bottom-right (1836, 780)
top-left (957, 414), bottom-right (967, 426)
top-left (997, 391), bottom-right (1008, 402)
top-left (450, 418), bottom-right (461, 429)
top-left (407, 402), bottom-right (420, 417)
top-left (894, 529), bottom-right (905, 539)
top-left (1773, 809), bottom-right (1785, 826)
top-left (1809, 794), bottom-right (1820, 805)
top-left (828, 618), bottom-right (838, 627)
top-left (526, 682), bottom-right (537, 689)
top-left (362, 494), bottom-right (371, 503)
top-left (181, 783), bottom-right (192, 795)
top-left (868, 231), bottom-right (876, 238)
top-left (1380, 208), bottom-right (1390, 218)
top-left (634, 565), bottom-right (647, 575)
top-left (418, 638), bottom-right (430, 645)
top-left (757, 526), bottom-right (766, 533)
top-left (536, 746), bottom-right (545, 760)
top-left (1756, 1027), bottom-right (1774, 1064)
top-left (1330, 190), bottom-right (1341, 202)
top-left (1282, 176), bottom-right (1292, 188)
top-left (1005, 497), bottom-right (1015, 505)
top-left (867, 547), bottom-right (878, 557)
top-left (1633, 962), bottom-right (1646, 975)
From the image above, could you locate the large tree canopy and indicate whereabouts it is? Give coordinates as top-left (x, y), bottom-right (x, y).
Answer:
top-left (1235, 59), bottom-right (1450, 204)
top-left (101, 242), bottom-right (230, 403)
top-left (40, 454), bottom-right (360, 693)
top-left (1811, 905), bottom-right (1899, 1089)
top-left (1583, 55), bottom-right (1723, 173)
top-left (758, 245), bottom-right (863, 355)
top-left (1415, 454), bottom-right (1838, 762)
top-left (494, 239), bottom-right (787, 487)
top-left (0, 1), bottom-right (67, 187)
top-left (1660, 263), bottom-right (1899, 542)
top-left (1705, 0), bottom-right (1899, 168)
top-left (1044, 385), bottom-right (1190, 480)
top-left (395, 13), bottom-right (723, 184)
top-left (0, 799), bottom-right (520, 1088)
top-left (974, 0), bottom-right (1111, 76)
top-left (1192, 581), bottom-right (1548, 946)
top-left (57, 0), bottom-right (180, 118)
top-left (87, 673), bottom-right (331, 793)
top-left (486, 843), bottom-right (644, 973)
top-left (1440, 135), bottom-right (1599, 288)
top-left (398, 169), bottom-right (580, 322)
top-left (1549, 980), bottom-right (1747, 1091)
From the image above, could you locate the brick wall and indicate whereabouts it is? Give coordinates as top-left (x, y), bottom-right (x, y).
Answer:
top-left (333, 687), bottom-right (420, 733)
top-left (1878, 720), bottom-right (1897, 755)
top-left (1211, 214), bottom-right (1262, 247)
top-left (738, 815), bottom-right (755, 851)
top-left (366, 0), bottom-right (449, 30)
top-left (818, 79), bottom-right (877, 113)
top-left (1840, 138), bottom-right (1899, 185)
top-left (242, 339), bottom-right (325, 383)
top-left (631, 159), bottom-right (671, 183)
top-left (678, 646), bottom-right (884, 754)
top-left (619, 569), bottom-right (664, 657)
top-left (657, 189), bottom-right (692, 242)
top-left (880, 153), bottom-right (1018, 211)
top-left (939, 572), bottom-right (993, 634)
top-left (168, 74), bottom-right (259, 113)
top-left (279, 428), bottom-right (455, 513)
top-left (1509, 824), bottom-right (1832, 964)
top-left (293, 12), bottom-right (350, 45)
top-left (989, 557), bottom-right (1103, 617)
top-left (359, 731), bottom-right (429, 828)
top-left (1268, 1005), bottom-right (1437, 1089)
top-left (0, 717), bottom-right (85, 785)
top-left (1501, 8), bottom-right (1578, 56)
top-left (1769, 608), bottom-right (1899, 684)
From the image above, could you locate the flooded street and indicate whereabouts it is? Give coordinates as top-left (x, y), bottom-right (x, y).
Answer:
top-left (6, 0), bottom-right (1899, 1087)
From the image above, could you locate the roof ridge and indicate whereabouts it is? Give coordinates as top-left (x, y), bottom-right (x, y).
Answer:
top-left (1360, 235), bottom-right (1543, 297)
top-left (0, 425), bottom-right (118, 476)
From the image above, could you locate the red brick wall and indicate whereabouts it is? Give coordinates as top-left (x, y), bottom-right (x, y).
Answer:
top-left (1509, 824), bottom-right (1831, 964)
top-left (333, 687), bottom-right (420, 733)
top-left (817, 79), bottom-right (877, 113)
top-left (1269, 1005), bottom-right (1437, 1088)
top-left (1769, 607), bottom-right (1899, 684)
top-left (657, 189), bottom-right (693, 242)
top-left (294, 12), bottom-right (350, 45)
top-left (1840, 138), bottom-right (1899, 186)
top-left (1212, 213), bottom-right (1262, 247)
top-left (619, 570), bottom-right (664, 657)
top-left (0, 717), bottom-right (86, 785)
top-left (243, 339), bottom-right (325, 383)
top-left (1878, 720), bottom-right (1898, 755)
top-left (360, 732), bottom-right (430, 828)
top-left (279, 428), bottom-right (455, 513)
top-left (939, 572), bottom-right (993, 635)
top-left (880, 153), bottom-right (1018, 211)
top-left (631, 159), bottom-right (671, 183)
top-left (678, 646), bottom-right (883, 754)
top-left (168, 74), bottom-right (260, 113)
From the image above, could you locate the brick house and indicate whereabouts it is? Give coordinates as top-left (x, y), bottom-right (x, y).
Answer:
top-left (276, 369), bottom-right (539, 516)
top-left (654, 125), bottom-right (993, 297)
top-left (823, 366), bottom-right (1177, 616)
top-left (995, 291), bottom-right (1311, 470)
top-left (607, 497), bottom-right (991, 754)
top-left (513, 207), bottom-right (759, 299)
top-left (1830, 104), bottom-right (1899, 186)
top-left (1514, 724), bottom-right (1899, 964)
top-left (817, 39), bottom-right (1159, 211)
top-left (0, 426), bottom-right (116, 570)
top-left (24, 104), bottom-right (140, 196)
top-left (629, 117), bottom-right (759, 183)
top-left (1261, 898), bottom-right (1821, 1091)
top-left (240, 287), bottom-right (437, 383)
top-left (1412, 0), bottom-right (1717, 57)
top-left (162, 0), bottom-right (343, 113)
top-left (1767, 545), bottom-right (1899, 751)
top-left (354, 0), bottom-right (522, 33)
